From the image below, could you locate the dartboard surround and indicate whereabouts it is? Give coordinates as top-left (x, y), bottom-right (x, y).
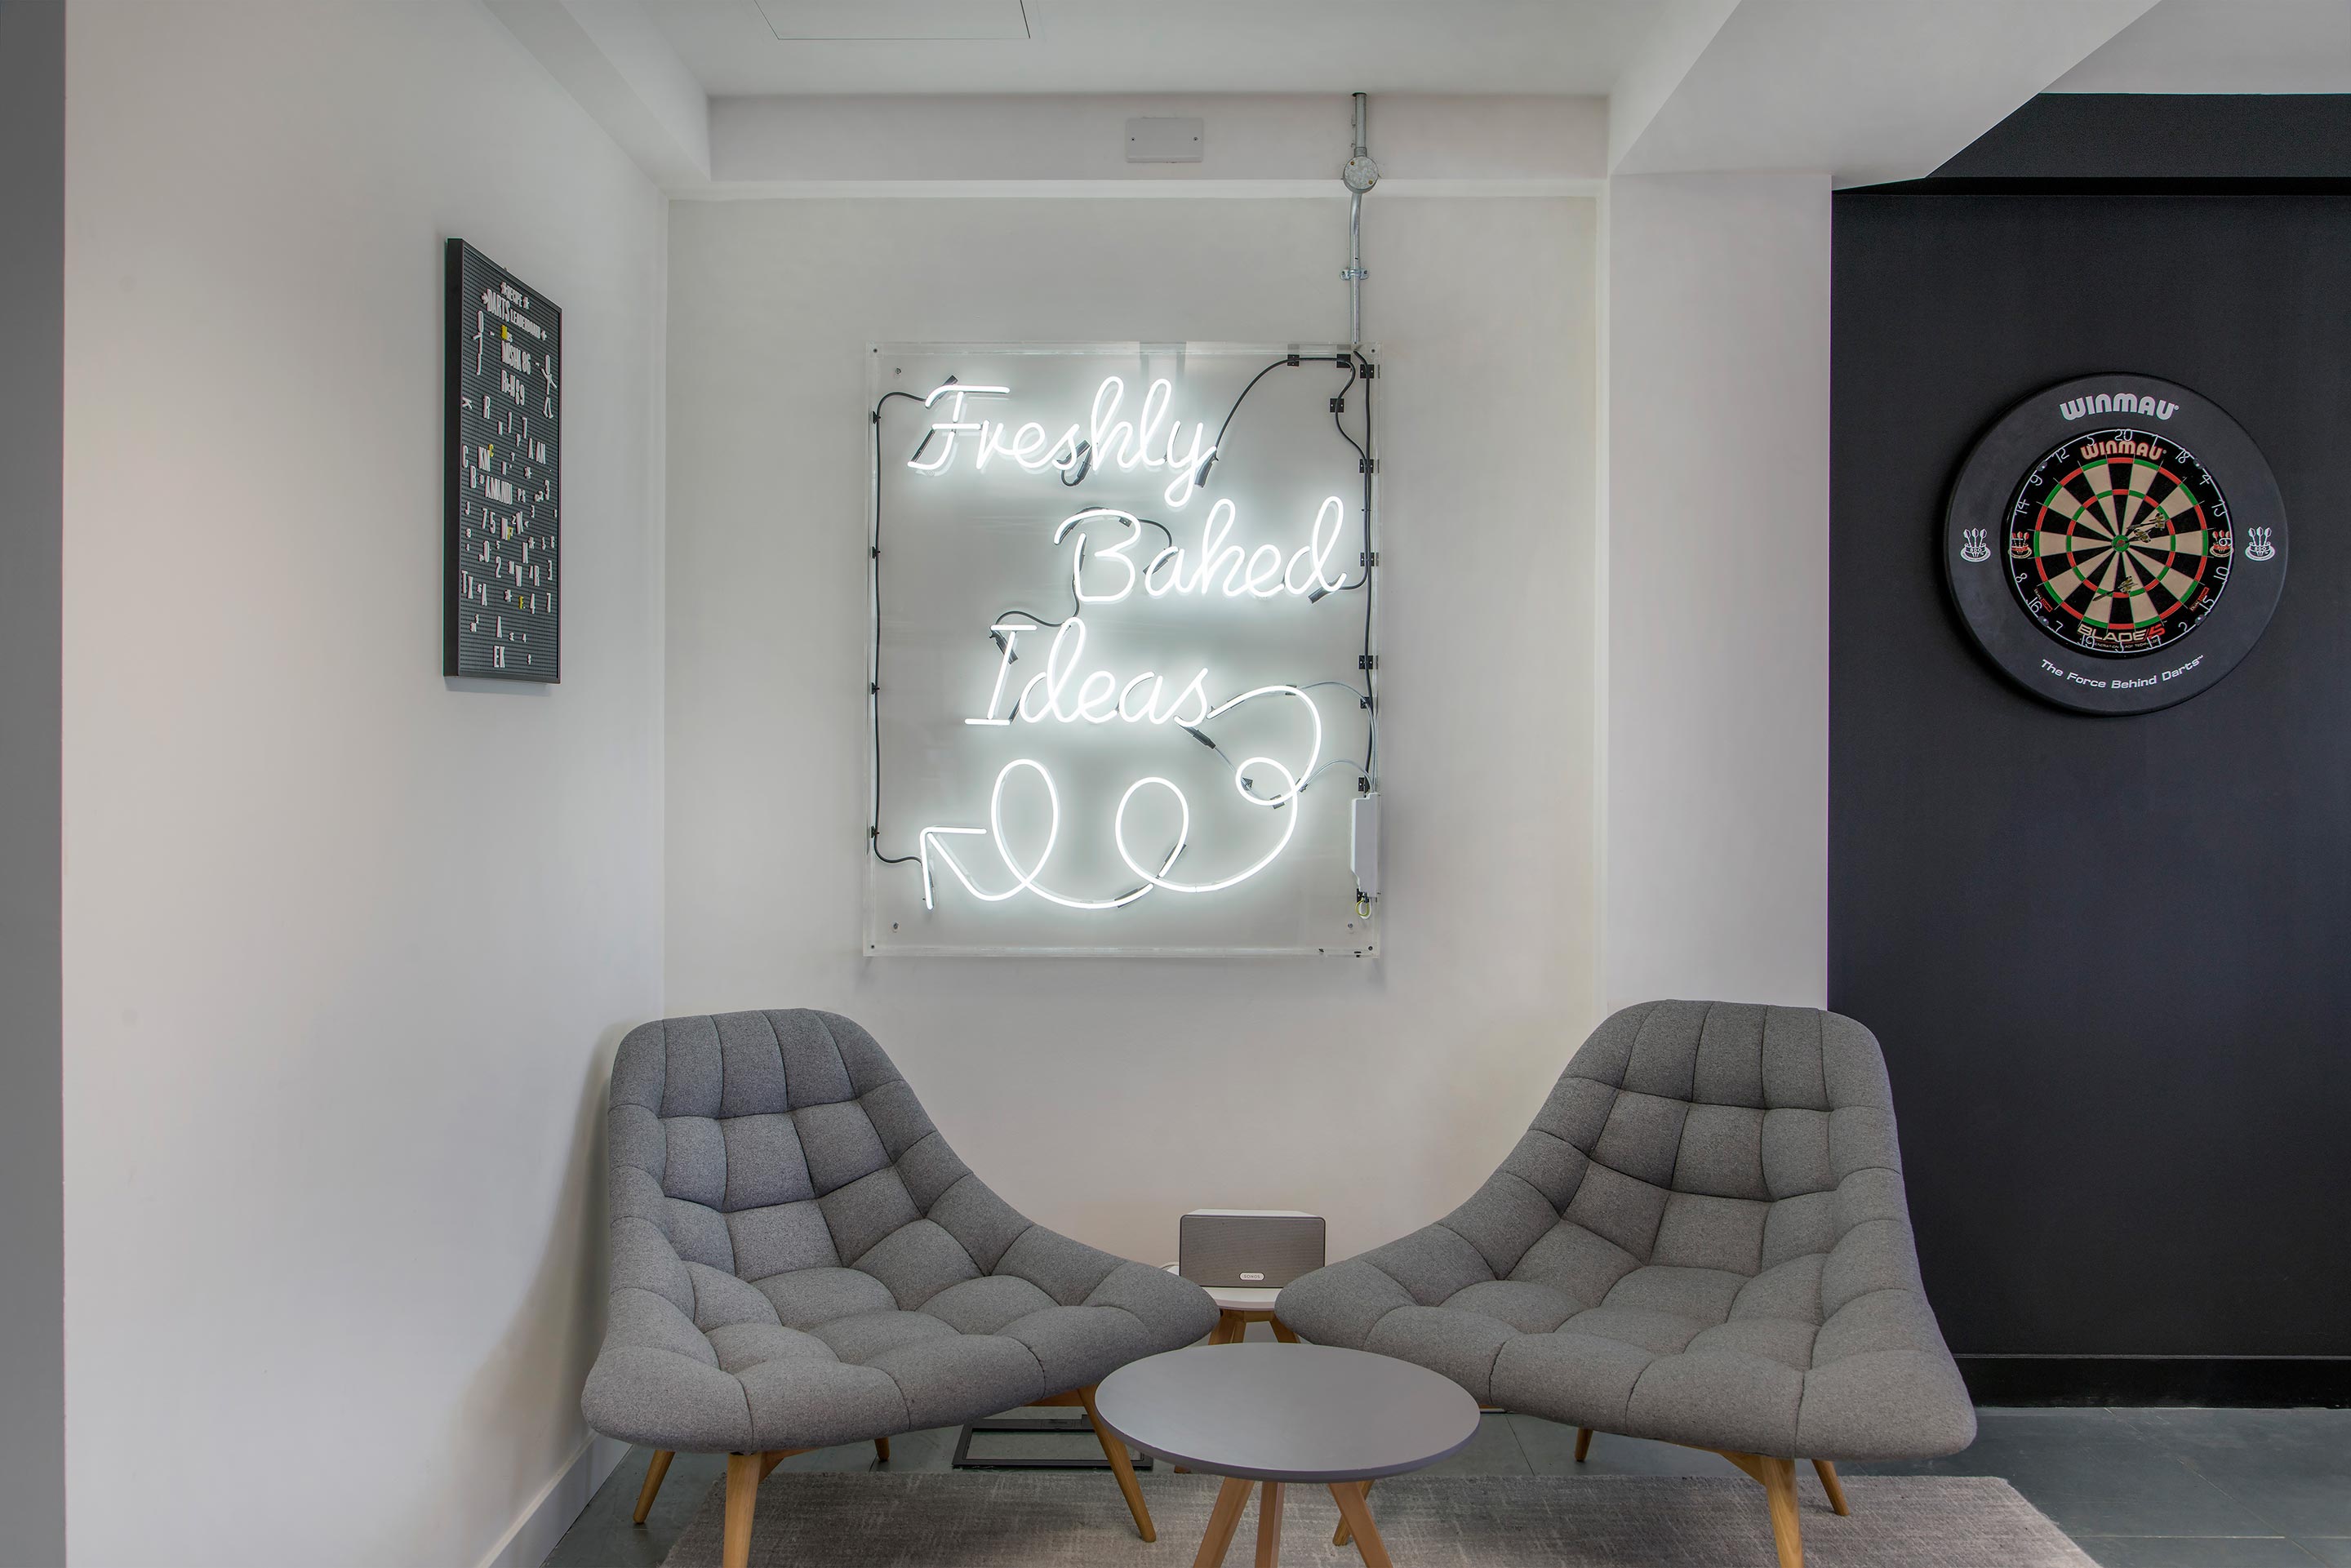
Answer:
top-left (1945, 374), bottom-right (2286, 715)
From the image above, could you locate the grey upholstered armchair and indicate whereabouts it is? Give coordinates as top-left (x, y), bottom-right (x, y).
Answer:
top-left (583, 1009), bottom-right (1216, 1568)
top-left (1277, 1001), bottom-right (1975, 1568)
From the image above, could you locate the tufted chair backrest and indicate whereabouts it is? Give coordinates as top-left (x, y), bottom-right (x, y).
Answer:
top-left (1426, 1001), bottom-right (1910, 1307)
top-left (607, 1009), bottom-right (955, 1286)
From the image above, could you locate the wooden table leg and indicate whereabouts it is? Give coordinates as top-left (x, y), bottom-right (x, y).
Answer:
top-left (631, 1450), bottom-right (673, 1525)
top-left (1077, 1383), bottom-right (1156, 1542)
top-left (1329, 1481), bottom-right (1393, 1568)
top-left (1254, 1479), bottom-right (1284, 1566)
top-left (1331, 1475), bottom-right (1374, 1547)
top-left (1192, 1477), bottom-right (1254, 1568)
top-left (1269, 1319), bottom-right (1300, 1344)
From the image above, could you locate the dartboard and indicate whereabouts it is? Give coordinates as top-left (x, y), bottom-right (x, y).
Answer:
top-left (2005, 430), bottom-right (2229, 656)
top-left (1946, 374), bottom-right (2286, 715)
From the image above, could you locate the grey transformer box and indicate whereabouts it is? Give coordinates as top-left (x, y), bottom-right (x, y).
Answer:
top-left (1178, 1210), bottom-right (1327, 1289)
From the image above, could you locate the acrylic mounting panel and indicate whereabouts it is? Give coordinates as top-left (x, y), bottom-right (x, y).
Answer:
top-left (865, 344), bottom-right (1380, 957)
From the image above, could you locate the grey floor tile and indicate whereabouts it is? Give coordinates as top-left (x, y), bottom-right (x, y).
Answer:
top-left (1844, 1407), bottom-right (2278, 1539)
top-left (2122, 1410), bottom-right (2351, 1539)
top-left (2079, 1538), bottom-right (2320, 1567)
top-left (543, 1446), bottom-right (726, 1568)
top-left (2017, 1477), bottom-right (2280, 1539)
top-left (2298, 1541), bottom-right (2351, 1566)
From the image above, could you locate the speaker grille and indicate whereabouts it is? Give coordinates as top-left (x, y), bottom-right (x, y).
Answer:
top-left (1178, 1212), bottom-right (1327, 1289)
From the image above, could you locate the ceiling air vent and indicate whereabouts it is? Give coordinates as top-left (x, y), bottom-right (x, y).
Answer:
top-left (753, 0), bottom-right (1030, 42)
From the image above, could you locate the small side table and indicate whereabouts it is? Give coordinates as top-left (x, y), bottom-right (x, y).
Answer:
top-left (1096, 1342), bottom-right (1479, 1567)
top-left (1203, 1284), bottom-right (1300, 1345)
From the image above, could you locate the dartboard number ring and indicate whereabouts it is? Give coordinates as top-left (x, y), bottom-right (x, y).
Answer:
top-left (1945, 374), bottom-right (2287, 715)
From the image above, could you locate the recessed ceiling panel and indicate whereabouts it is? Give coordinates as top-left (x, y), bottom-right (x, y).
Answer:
top-left (645, 0), bottom-right (1654, 96)
top-left (753, 0), bottom-right (1030, 42)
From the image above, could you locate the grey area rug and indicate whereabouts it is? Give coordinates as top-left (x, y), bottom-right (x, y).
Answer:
top-left (660, 1472), bottom-right (2098, 1566)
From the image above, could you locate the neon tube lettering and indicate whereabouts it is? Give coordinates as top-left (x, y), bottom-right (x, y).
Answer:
top-left (1143, 496), bottom-right (1346, 600)
top-left (991, 619), bottom-right (1213, 729)
top-left (918, 760), bottom-right (1189, 911)
top-left (964, 621), bottom-right (1036, 725)
top-left (910, 376), bottom-right (1215, 507)
top-left (924, 681), bottom-right (1322, 908)
top-left (1056, 509), bottom-right (1142, 604)
top-left (907, 382), bottom-right (1010, 473)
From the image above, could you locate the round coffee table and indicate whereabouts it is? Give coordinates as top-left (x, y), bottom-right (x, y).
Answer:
top-left (1094, 1342), bottom-right (1479, 1566)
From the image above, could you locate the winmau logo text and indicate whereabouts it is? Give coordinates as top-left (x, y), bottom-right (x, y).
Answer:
top-left (2060, 389), bottom-right (2177, 420)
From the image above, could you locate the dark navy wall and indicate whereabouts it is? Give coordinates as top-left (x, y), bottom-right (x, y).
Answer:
top-left (1935, 93), bottom-right (2351, 182)
top-left (1832, 98), bottom-right (2351, 1389)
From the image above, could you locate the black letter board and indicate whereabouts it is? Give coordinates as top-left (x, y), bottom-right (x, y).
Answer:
top-left (445, 239), bottom-right (561, 681)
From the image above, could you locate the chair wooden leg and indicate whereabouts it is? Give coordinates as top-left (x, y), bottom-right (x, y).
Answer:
top-left (1192, 1477), bottom-right (1253, 1568)
top-left (1077, 1383), bottom-right (1156, 1543)
top-left (1574, 1427), bottom-right (1593, 1463)
top-left (1812, 1459), bottom-right (1848, 1516)
top-left (1331, 1476), bottom-right (1375, 1548)
top-left (873, 1436), bottom-right (891, 1464)
top-left (1758, 1456), bottom-right (1803, 1566)
top-left (1255, 1479), bottom-right (1284, 1566)
top-left (1716, 1451), bottom-right (1805, 1568)
top-left (631, 1450), bottom-right (674, 1526)
top-left (722, 1453), bottom-right (762, 1568)
top-left (1269, 1318), bottom-right (1300, 1344)
top-left (1329, 1481), bottom-right (1394, 1568)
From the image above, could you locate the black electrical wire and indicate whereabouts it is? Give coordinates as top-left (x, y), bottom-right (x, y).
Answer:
top-left (1330, 362), bottom-right (1365, 461)
top-left (1299, 756), bottom-right (1369, 793)
top-left (869, 389), bottom-right (928, 864)
top-left (1353, 354), bottom-right (1379, 783)
top-left (988, 518), bottom-right (1174, 633)
top-left (1318, 359), bottom-right (1376, 597)
top-left (1196, 353), bottom-right (1344, 493)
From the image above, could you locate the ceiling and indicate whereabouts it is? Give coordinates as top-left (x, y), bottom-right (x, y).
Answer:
top-left (639, 0), bottom-right (1662, 96)
top-left (2051, 0), bottom-right (2351, 93)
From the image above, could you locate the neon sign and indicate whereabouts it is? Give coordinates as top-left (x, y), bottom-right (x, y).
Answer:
top-left (867, 345), bottom-right (1378, 956)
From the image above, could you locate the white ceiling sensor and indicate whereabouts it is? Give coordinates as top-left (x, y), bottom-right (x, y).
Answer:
top-left (753, 0), bottom-right (1030, 42)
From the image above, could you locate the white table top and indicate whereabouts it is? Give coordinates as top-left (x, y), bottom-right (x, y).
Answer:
top-left (1204, 1285), bottom-right (1282, 1311)
top-left (1094, 1343), bottom-right (1482, 1482)
top-left (1162, 1265), bottom-right (1283, 1313)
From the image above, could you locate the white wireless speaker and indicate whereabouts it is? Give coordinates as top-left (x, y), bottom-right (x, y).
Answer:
top-left (1177, 1209), bottom-right (1327, 1290)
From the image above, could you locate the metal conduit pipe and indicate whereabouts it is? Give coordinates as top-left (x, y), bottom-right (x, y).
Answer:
top-left (1342, 91), bottom-right (1380, 350)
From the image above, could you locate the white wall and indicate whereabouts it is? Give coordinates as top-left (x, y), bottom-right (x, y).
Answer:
top-left (0, 3), bottom-right (66, 1562)
top-left (1602, 171), bottom-right (1831, 1011)
top-left (62, 4), bottom-right (666, 1565)
top-left (664, 193), bottom-right (1601, 1265)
